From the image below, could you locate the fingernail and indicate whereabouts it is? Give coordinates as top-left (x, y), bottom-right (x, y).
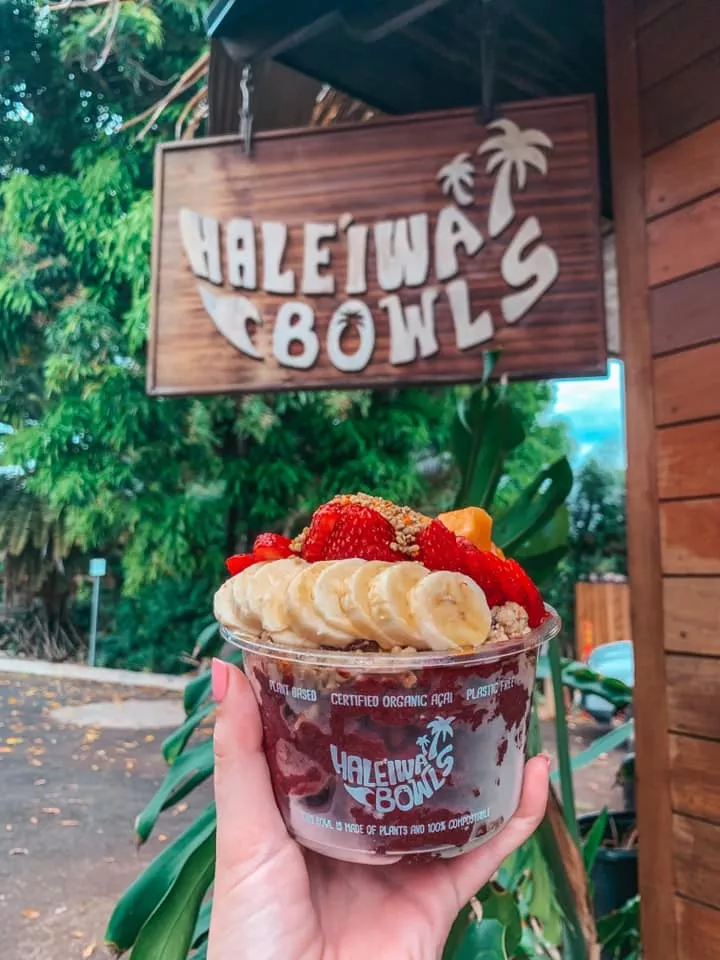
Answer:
top-left (212, 658), bottom-right (229, 703)
top-left (538, 752), bottom-right (553, 769)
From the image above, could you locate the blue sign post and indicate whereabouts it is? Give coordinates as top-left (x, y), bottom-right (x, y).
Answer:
top-left (88, 558), bottom-right (107, 667)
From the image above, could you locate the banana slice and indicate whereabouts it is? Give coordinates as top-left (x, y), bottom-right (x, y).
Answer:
top-left (340, 560), bottom-right (393, 644)
top-left (313, 559), bottom-right (366, 639)
top-left (410, 571), bottom-right (491, 651)
top-left (287, 561), bottom-right (358, 647)
top-left (367, 561), bottom-right (429, 649)
top-left (214, 564), bottom-right (268, 633)
top-left (213, 577), bottom-right (244, 631)
top-left (230, 561), bottom-right (270, 633)
top-left (247, 557), bottom-right (308, 637)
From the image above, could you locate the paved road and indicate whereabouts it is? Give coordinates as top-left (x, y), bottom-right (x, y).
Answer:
top-left (0, 674), bottom-right (212, 960)
top-left (0, 671), bottom-right (625, 959)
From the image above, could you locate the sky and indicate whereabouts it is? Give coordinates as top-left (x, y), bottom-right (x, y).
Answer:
top-left (551, 359), bottom-right (626, 470)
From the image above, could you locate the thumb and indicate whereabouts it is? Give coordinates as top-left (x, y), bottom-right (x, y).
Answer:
top-left (211, 658), bottom-right (292, 885)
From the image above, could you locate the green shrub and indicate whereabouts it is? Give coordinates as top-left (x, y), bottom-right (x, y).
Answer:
top-left (100, 576), bottom-right (214, 674)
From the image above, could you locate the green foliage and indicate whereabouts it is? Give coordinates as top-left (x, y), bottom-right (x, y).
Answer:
top-left (135, 739), bottom-right (214, 844)
top-left (106, 802), bottom-right (216, 954)
top-left (0, 2), bottom-right (461, 661)
top-left (582, 808), bottom-right (610, 875)
top-left (596, 896), bottom-right (641, 959)
top-left (450, 361), bottom-right (573, 584)
top-left (99, 577), bottom-right (215, 674)
top-left (544, 458), bottom-right (628, 650)
top-left (129, 826), bottom-right (215, 960)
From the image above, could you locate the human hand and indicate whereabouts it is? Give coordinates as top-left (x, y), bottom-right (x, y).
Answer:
top-left (208, 659), bottom-right (549, 960)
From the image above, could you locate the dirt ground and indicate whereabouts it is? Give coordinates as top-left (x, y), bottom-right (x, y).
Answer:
top-left (0, 671), bottom-right (626, 960)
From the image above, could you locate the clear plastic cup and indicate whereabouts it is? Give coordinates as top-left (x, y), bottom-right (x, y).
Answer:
top-left (223, 606), bottom-right (559, 865)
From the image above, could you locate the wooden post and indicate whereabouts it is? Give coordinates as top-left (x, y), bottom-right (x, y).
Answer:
top-left (604, 2), bottom-right (677, 957)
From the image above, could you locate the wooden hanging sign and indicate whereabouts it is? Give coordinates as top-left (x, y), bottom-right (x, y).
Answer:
top-left (148, 96), bottom-right (605, 395)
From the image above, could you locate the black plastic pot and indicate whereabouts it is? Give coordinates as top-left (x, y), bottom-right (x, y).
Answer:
top-left (579, 810), bottom-right (638, 923)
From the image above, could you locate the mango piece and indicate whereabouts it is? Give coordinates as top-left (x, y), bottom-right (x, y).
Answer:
top-left (437, 507), bottom-right (493, 550)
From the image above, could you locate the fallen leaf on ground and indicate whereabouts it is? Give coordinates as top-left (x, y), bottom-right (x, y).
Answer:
top-left (0, 747), bottom-right (13, 754)
top-left (22, 909), bottom-right (40, 920)
top-left (82, 943), bottom-right (97, 959)
top-left (9, 848), bottom-right (29, 856)
top-left (144, 734), bottom-right (155, 743)
top-left (71, 930), bottom-right (84, 939)
top-left (41, 807), bottom-right (61, 815)
top-left (5, 737), bottom-right (23, 745)
top-left (60, 819), bottom-right (79, 827)
top-left (28, 746), bottom-right (45, 756)
top-left (90, 764), bottom-right (99, 771)
top-left (34, 779), bottom-right (47, 786)
top-left (6, 824), bottom-right (13, 832)
top-left (158, 834), bottom-right (168, 842)
top-left (54, 906), bottom-right (67, 915)
top-left (29, 817), bottom-right (38, 824)
top-left (172, 802), bottom-right (188, 816)
top-left (103, 856), bottom-right (115, 863)
top-left (29, 759), bottom-right (43, 767)
top-left (125, 759), bottom-right (136, 771)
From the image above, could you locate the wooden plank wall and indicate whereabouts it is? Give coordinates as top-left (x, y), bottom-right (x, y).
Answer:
top-left (608, 1), bottom-right (720, 955)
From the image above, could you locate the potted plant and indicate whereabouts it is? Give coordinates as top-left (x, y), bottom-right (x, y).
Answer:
top-left (579, 808), bottom-right (638, 958)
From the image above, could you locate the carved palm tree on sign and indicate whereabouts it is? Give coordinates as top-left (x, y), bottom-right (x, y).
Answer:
top-left (416, 735), bottom-right (430, 755)
top-left (436, 153), bottom-right (476, 207)
top-left (478, 119), bottom-right (553, 238)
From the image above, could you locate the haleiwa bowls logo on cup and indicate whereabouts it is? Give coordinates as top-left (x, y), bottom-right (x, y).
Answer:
top-left (330, 716), bottom-right (456, 815)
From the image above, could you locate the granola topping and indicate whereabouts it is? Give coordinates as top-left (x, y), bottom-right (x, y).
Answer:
top-left (489, 602), bottom-right (531, 644)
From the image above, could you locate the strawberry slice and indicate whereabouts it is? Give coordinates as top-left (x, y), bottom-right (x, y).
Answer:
top-left (225, 553), bottom-right (259, 576)
top-left (457, 538), bottom-right (506, 607)
top-left (501, 558), bottom-right (546, 628)
top-left (302, 503), bottom-right (344, 562)
top-left (323, 504), bottom-right (397, 561)
top-left (253, 532), bottom-right (293, 561)
top-left (417, 519), bottom-right (464, 572)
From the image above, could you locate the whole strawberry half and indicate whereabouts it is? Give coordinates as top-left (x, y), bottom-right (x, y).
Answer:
top-left (457, 538), bottom-right (506, 607)
top-left (225, 553), bottom-right (260, 576)
top-left (322, 504), bottom-right (397, 561)
top-left (253, 532), bottom-right (293, 561)
top-left (417, 518), bottom-right (464, 572)
top-left (301, 503), bottom-right (344, 562)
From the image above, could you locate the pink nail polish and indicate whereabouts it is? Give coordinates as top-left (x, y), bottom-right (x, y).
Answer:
top-left (211, 658), bottom-right (229, 703)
